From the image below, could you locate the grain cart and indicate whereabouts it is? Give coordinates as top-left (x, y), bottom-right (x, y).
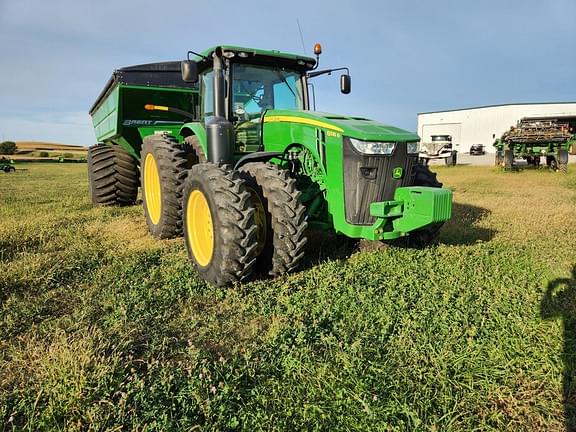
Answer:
top-left (418, 135), bottom-right (457, 166)
top-left (88, 45), bottom-right (453, 286)
top-left (494, 118), bottom-right (574, 173)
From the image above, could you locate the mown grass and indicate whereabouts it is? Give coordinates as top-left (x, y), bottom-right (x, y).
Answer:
top-left (1, 163), bottom-right (575, 431)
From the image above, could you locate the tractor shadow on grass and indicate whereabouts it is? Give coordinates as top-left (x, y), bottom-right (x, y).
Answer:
top-left (300, 202), bottom-right (495, 270)
top-left (438, 202), bottom-right (495, 245)
top-left (300, 231), bottom-right (358, 270)
top-left (299, 202), bottom-right (494, 270)
top-left (541, 265), bottom-right (576, 431)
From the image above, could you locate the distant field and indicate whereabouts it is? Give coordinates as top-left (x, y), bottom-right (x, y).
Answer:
top-left (15, 141), bottom-right (88, 152)
top-left (9, 141), bottom-right (88, 161)
top-left (1, 164), bottom-right (575, 430)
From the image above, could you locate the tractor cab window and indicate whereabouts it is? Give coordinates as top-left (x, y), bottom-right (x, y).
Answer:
top-left (231, 64), bottom-right (304, 121)
top-left (231, 63), bottom-right (304, 153)
top-left (200, 70), bottom-right (214, 118)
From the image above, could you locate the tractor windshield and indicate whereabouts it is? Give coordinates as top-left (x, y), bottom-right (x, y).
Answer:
top-left (231, 64), bottom-right (304, 120)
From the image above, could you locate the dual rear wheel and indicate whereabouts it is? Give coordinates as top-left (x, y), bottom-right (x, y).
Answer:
top-left (89, 136), bottom-right (308, 286)
top-left (138, 135), bottom-right (307, 285)
top-left (181, 162), bottom-right (307, 286)
top-left (140, 134), bottom-right (192, 238)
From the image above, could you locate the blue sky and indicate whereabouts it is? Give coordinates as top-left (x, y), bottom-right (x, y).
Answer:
top-left (0, 0), bottom-right (574, 145)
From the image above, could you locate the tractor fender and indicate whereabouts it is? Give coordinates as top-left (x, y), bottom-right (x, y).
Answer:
top-left (180, 122), bottom-right (208, 157)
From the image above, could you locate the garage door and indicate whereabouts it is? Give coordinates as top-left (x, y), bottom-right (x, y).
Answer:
top-left (421, 123), bottom-right (462, 150)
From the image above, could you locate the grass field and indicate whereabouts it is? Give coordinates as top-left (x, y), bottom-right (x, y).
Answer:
top-left (1, 163), bottom-right (575, 431)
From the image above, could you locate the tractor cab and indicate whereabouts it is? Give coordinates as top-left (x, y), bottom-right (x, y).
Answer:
top-left (224, 59), bottom-right (307, 152)
top-left (181, 45), bottom-right (351, 156)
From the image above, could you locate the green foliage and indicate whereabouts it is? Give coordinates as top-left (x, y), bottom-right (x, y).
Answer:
top-left (62, 152), bottom-right (74, 159)
top-left (38, 151), bottom-right (49, 158)
top-left (0, 164), bottom-right (575, 430)
top-left (0, 141), bottom-right (16, 155)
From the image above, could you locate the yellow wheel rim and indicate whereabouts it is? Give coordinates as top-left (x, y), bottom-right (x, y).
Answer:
top-left (247, 187), bottom-right (267, 255)
top-left (187, 189), bottom-right (214, 267)
top-left (143, 153), bottom-right (162, 225)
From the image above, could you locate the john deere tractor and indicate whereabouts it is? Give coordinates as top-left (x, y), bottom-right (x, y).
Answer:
top-left (88, 44), bottom-right (452, 286)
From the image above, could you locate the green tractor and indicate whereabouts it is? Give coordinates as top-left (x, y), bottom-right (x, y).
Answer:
top-left (0, 157), bottom-right (16, 173)
top-left (88, 44), bottom-right (453, 286)
top-left (494, 117), bottom-right (574, 173)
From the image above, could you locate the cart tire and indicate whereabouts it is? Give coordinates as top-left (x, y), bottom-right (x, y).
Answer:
top-left (239, 162), bottom-right (308, 276)
top-left (558, 149), bottom-right (568, 174)
top-left (141, 134), bottom-right (192, 239)
top-left (444, 150), bottom-right (457, 166)
top-left (183, 163), bottom-right (258, 286)
top-left (504, 150), bottom-right (514, 169)
top-left (88, 144), bottom-right (138, 206)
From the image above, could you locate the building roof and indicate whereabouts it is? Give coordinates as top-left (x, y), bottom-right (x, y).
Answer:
top-left (418, 101), bottom-right (576, 116)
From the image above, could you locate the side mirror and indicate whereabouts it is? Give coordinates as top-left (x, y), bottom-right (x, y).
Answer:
top-left (181, 60), bottom-right (198, 83)
top-left (340, 74), bottom-right (351, 94)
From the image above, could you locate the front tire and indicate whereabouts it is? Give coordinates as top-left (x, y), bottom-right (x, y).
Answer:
top-left (141, 134), bottom-right (190, 239)
top-left (87, 144), bottom-right (138, 206)
top-left (239, 162), bottom-right (308, 276)
top-left (183, 164), bottom-right (258, 286)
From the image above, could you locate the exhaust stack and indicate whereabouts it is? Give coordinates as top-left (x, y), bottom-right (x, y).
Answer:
top-left (206, 47), bottom-right (234, 164)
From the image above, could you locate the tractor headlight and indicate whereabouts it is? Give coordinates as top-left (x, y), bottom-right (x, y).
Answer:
top-left (407, 142), bottom-right (420, 154)
top-left (349, 138), bottom-right (396, 155)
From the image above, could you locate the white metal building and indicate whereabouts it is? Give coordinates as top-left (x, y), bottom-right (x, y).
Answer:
top-left (417, 102), bottom-right (576, 153)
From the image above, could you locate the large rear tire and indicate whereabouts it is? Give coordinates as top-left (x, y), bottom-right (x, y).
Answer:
top-left (87, 144), bottom-right (138, 206)
top-left (141, 134), bottom-right (191, 239)
top-left (184, 135), bottom-right (207, 164)
top-left (239, 162), bottom-right (308, 276)
top-left (182, 164), bottom-right (258, 286)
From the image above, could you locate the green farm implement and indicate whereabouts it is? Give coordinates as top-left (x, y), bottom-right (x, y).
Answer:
top-left (0, 158), bottom-right (16, 173)
top-left (88, 44), bottom-right (453, 286)
top-left (494, 117), bottom-right (575, 173)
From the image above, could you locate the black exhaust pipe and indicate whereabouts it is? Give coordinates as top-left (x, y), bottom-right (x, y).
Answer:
top-left (206, 46), bottom-right (234, 165)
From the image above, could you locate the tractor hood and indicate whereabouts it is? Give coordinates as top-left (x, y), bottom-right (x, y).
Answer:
top-left (264, 110), bottom-right (420, 142)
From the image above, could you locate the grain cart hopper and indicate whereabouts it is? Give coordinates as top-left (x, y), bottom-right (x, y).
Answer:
top-left (88, 44), bottom-right (453, 286)
top-left (494, 117), bottom-right (574, 173)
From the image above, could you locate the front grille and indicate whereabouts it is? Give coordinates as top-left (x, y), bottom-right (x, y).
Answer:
top-left (343, 138), bottom-right (418, 225)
